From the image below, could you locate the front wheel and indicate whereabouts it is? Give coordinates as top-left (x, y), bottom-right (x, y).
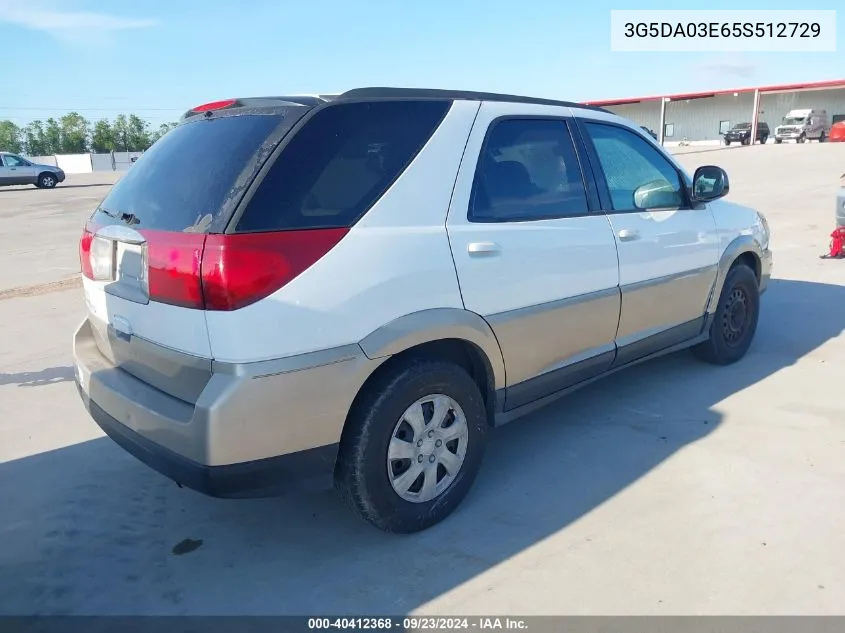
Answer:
top-left (797, 134), bottom-right (806, 144)
top-left (693, 264), bottom-right (760, 365)
top-left (774, 138), bottom-right (782, 144)
top-left (819, 132), bottom-right (826, 143)
top-left (724, 139), bottom-right (731, 146)
top-left (335, 359), bottom-right (488, 533)
top-left (36, 173), bottom-right (57, 189)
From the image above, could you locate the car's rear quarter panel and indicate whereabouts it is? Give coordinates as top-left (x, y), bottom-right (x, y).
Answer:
top-left (204, 100), bottom-right (483, 364)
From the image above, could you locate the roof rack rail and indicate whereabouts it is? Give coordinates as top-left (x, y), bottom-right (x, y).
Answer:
top-left (335, 87), bottom-right (611, 113)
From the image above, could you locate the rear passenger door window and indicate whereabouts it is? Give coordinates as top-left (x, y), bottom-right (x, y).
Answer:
top-left (469, 119), bottom-right (589, 222)
top-left (583, 122), bottom-right (686, 212)
top-left (236, 100), bottom-right (450, 232)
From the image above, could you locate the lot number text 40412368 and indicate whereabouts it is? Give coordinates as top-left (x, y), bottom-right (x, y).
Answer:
top-left (307, 617), bottom-right (529, 631)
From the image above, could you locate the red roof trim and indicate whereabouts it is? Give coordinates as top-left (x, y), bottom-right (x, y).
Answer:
top-left (583, 78), bottom-right (845, 106)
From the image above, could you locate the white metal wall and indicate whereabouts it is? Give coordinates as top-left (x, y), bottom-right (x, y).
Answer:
top-left (605, 88), bottom-right (845, 142)
top-left (760, 88), bottom-right (845, 130)
top-left (607, 94), bottom-right (756, 142)
top-left (602, 102), bottom-right (662, 132)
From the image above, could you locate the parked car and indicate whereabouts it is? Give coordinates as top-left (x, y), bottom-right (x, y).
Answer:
top-left (640, 126), bottom-right (658, 141)
top-left (723, 122), bottom-right (769, 145)
top-left (774, 108), bottom-right (830, 143)
top-left (829, 121), bottom-right (845, 143)
top-left (0, 152), bottom-right (65, 188)
top-left (73, 88), bottom-right (772, 533)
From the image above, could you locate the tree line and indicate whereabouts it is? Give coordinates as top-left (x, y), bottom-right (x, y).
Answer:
top-left (0, 113), bottom-right (178, 156)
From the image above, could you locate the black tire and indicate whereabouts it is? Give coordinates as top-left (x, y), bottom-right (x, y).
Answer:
top-left (741, 137), bottom-right (750, 146)
top-left (774, 138), bottom-right (782, 144)
top-left (819, 132), bottom-right (826, 143)
top-left (693, 264), bottom-right (760, 365)
top-left (797, 134), bottom-right (806, 144)
top-left (37, 172), bottom-right (58, 189)
top-left (724, 139), bottom-right (731, 146)
top-left (759, 136), bottom-right (768, 144)
top-left (335, 359), bottom-right (488, 533)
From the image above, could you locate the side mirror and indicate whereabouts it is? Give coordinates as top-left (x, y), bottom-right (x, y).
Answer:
top-left (692, 165), bottom-right (729, 202)
top-left (633, 179), bottom-right (684, 210)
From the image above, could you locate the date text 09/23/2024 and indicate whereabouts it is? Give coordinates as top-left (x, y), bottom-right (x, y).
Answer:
top-left (307, 617), bottom-right (528, 631)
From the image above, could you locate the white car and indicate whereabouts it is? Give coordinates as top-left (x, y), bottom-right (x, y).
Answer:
top-left (73, 88), bottom-right (772, 533)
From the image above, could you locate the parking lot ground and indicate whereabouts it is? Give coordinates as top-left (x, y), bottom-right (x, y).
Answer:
top-left (1, 145), bottom-right (844, 615)
top-left (0, 172), bottom-right (122, 295)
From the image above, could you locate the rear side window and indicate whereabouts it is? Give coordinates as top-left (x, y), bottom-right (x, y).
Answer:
top-left (235, 100), bottom-right (450, 232)
top-left (91, 112), bottom-right (301, 232)
top-left (469, 118), bottom-right (589, 223)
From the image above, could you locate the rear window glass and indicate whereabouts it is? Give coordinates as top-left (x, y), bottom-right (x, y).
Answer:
top-left (91, 112), bottom-right (303, 232)
top-left (235, 100), bottom-right (450, 232)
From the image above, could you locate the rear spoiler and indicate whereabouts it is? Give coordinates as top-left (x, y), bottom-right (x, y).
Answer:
top-left (181, 95), bottom-right (339, 121)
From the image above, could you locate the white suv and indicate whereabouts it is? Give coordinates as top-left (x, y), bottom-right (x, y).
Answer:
top-left (73, 88), bottom-right (772, 533)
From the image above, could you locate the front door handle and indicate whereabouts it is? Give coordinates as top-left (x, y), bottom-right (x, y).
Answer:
top-left (617, 228), bottom-right (640, 242)
top-left (468, 242), bottom-right (501, 256)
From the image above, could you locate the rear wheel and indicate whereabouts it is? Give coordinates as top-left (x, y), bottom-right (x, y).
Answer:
top-left (759, 135), bottom-right (768, 144)
top-left (797, 134), bottom-right (806, 144)
top-left (335, 359), bottom-right (488, 533)
top-left (37, 173), bottom-right (57, 189)
top-left (819, 132), bottom-right (826, 143)
top-left (693, 264), bottom-right (760, 365)
top-left (774, 138), bottom-right (782, 144)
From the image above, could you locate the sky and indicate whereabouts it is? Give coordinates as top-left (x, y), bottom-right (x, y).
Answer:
top-left (1, 0), bottom-right (843, 128)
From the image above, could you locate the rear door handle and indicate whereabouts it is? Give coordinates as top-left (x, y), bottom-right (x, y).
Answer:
top-left (468, 242), bottom-right (501, 256)
top-left (617, 229), bottom-right (640, 242)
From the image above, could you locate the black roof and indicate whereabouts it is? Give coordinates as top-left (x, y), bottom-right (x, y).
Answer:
top-left (336, 87), bottom-right (611, 113)
top-left (181, 88), bottom-right (611, 121)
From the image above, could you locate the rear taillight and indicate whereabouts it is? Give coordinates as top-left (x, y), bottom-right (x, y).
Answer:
top-left (80, 223), bottom-right (346, 310)
top-left (97, 228), bottom-right (348, 311)
top-left (201, 229), bottom-right (348, 311)
top-left (141, 230), bottom-right (207, 309)
top-left (79, 225), bottom-right (94, 278)
top-left (79, 222), bottom-right (111, 280)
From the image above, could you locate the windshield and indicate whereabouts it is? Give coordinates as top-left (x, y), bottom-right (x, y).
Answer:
top-left (783, 117), bottom-right (806, 125)
top-left (91, 110), bottom-right (307, 233)
top-left (732, 123), bottom-right (751, 130)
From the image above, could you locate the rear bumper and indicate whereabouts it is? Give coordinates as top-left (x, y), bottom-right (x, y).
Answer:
top-left (73, 317), bottom-right (381, 498)
top-left (78, 384), bottom-right (339, 497)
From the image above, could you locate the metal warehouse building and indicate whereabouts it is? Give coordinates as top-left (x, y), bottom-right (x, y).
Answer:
top-left (583, 79), bottom-right (845, 145)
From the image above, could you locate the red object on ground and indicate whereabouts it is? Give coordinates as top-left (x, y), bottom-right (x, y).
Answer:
top-left (823, 227), bottom-right (845, 258)
top-left (830, 122), bottom-right (845, 142)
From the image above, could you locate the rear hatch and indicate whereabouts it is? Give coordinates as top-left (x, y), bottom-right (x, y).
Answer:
top-left (78, 102), bottom-right (311, 402)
